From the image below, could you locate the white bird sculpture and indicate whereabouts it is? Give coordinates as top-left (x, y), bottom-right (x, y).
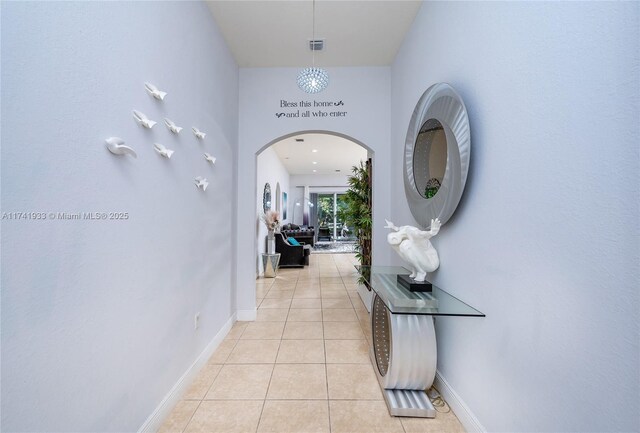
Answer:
top-left (384, 218), bottom-right (441, 282)
top-left (192, 127), bottom-right (206, 139)
top-left (105, 137), bottom-right (137, 158)
top-left (204, 153), bottom-right (217, 164)
top-left (153, 143), bottom-right (174, 159)
top-left (194, 176), bottom-right (209, 191)
top-left (132, 110), bottom-right (156, 128)
top-left (163, 118), bottom-right (183, 134)
top-left (144, 82), bottom-right (167, 100)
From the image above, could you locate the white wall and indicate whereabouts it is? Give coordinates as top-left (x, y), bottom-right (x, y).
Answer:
top-left (290, 173), bottom-right (352, 188)
top-left (391, 2), bottom-right (639, 432)
top-left (256, 147), bottom-right (290, 274)
top-left (237, 67), bottom-right (391, 317)
top-left (0, 2), bottom-right (238, 432)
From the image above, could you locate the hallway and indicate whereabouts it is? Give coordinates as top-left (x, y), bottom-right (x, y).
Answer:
top-left (158, 254), bottom-right (463, 433)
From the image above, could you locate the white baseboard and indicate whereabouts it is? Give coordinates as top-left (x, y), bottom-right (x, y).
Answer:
top-left (434, 370), bottom-right (486, 433)
top-left (236, 308), bottom-right (256, 321)
top-left (138, 313), bottom-right (236, 433)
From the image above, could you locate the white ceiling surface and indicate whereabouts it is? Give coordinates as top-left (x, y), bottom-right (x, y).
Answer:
top-left (271, 133), bottom-right (368, 175)
top-left (206, 0), bottom-right (422, 67)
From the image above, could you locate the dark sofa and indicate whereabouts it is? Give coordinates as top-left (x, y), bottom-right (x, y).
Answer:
top-left (280, 224), bottom-right (315, 247)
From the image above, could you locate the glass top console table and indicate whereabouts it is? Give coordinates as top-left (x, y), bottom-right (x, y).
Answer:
top-left (357, 266), bottom-right (484, 418)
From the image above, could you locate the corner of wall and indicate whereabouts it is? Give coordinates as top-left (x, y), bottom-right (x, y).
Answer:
top-left (236, 308), bottom-right (257, 321)
top-left (434, 371), bottom-right (486, 433)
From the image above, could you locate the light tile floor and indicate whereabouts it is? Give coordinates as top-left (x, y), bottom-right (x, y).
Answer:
top-left (159, 253), bottom-right (465, 433)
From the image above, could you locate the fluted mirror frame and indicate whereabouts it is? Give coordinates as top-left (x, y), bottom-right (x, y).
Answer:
top-left (404, 83), bottom-right (470, 228)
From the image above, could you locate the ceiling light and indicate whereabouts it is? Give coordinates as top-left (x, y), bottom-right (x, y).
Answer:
top-left (297, 0), bottom-right (329, 94)
top-left (313, 169), bottom-right (317, 173)
top-left (312, 149), bottom-right (318, 153)
top-left (312, 161), bottom-right (317, 164)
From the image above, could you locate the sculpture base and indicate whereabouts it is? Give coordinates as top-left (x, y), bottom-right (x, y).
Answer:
top-left (397, 274), bottom-right (432, 292)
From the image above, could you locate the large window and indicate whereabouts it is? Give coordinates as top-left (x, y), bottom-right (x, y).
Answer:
top-left (315, 193), bottom-right (354, 241)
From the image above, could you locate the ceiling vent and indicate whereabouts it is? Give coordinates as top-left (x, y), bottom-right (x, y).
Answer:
top-left (295, 138), bottom-right (304, 142)
top-left (309, 40), bottom-right (324, 51)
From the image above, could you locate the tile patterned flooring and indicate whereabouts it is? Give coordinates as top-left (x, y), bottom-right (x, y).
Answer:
top-left (158, 254), bottom-right (465, 433)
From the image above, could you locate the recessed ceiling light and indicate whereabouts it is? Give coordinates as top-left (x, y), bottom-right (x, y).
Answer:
top-left (313, 169), bottom-right (317, 173)
top-left (312, 149), bottom-right (318, 153)
top-left (335, 169), bottom-right (341, 172)
top-left (312, 161), bottom-right (317, 164)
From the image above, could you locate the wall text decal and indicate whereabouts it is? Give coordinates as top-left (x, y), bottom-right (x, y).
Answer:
top-left (275, 99), bottom-right (347, 119)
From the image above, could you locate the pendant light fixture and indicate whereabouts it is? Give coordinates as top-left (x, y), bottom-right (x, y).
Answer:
top-left (297, 0), bottom-right (329, 94)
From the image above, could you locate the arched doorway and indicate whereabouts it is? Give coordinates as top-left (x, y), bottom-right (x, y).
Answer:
top-left (255, 130), bottom-right (373, 276)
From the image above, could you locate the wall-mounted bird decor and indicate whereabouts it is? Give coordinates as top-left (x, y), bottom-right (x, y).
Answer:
top-left (204, 153), bottom-right (217, 164)
top-left (132, 110), bottom-right (156, 128)
top-left (194, 176), bottom-right (209, 191)
top-left (192, 127), bottom-right (206, 139)
top-left (154, 143), bottom-right (174, 159)
top-left (163, 118), bottom-right (182, 134)
top-left (144, 82), bottom-right (167, 100)
top-left (105, 137), bottom-right (137, 158)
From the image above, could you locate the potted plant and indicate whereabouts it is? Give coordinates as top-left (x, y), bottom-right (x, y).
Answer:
top-left (339, 160), bottom-right (372, 286)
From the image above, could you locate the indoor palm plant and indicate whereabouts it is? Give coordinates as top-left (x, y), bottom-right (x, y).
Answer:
top-left (339, 160), bottom-right (372, 283)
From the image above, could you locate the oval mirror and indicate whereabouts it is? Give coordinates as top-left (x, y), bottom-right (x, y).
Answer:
top-left (404, 83), bottom-right (470, 227)
top-left (263, 183), bottom-right (272, 213)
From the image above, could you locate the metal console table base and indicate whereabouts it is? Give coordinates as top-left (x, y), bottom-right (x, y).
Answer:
top-left (358, 266), bottom-right (485, 419)
top-left (383, 388), bottom-right (436, 418)
top-left (370, 348), bottom-right (436, 418)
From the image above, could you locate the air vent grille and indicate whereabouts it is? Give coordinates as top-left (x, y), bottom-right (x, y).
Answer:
top-left (309, 40), bottom-right (324, 51)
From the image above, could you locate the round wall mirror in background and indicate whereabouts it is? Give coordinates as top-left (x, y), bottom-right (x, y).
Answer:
top-left (263, 183), bottom-right (272, 213)
top-left (404, 83), bottom-right (470, 228)
top-left (413, 118), bottom-right (447, 199)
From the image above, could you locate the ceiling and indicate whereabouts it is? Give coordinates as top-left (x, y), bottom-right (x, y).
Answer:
top-left (271, 133), bottom-right (368, 175)
top-left (208, 1), bottom-right (418, 175)
top-left (206, 0), bottom-right (422, 67)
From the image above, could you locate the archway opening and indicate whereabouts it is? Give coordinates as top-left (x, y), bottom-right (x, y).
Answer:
top-left (255, 130), bottom-right (373, 274)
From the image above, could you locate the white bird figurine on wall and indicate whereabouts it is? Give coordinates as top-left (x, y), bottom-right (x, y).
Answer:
top-left (163, 118), bottom-right (183, 134)
top-left (204, 153), bottom-right (217, 164)
top-left (192, 127), bottom-right (206, 139)
top-left (153, 143), bottom-right (174, 159)
top-left (194, 176), bottom-right (209, 191)
top-left (105, 137), bottom-right (137, 158)
top-left (144, 82), bottom-right (167, 100)
top-left (132, 110), bottom-right (156, 128)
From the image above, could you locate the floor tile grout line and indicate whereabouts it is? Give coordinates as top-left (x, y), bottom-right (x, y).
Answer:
top-left (256, 363), bottom-right (276, 432)
top-left (180, 398), bottom-right (204, 433)
top-left (324, 258), bottom-right (333, 433)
